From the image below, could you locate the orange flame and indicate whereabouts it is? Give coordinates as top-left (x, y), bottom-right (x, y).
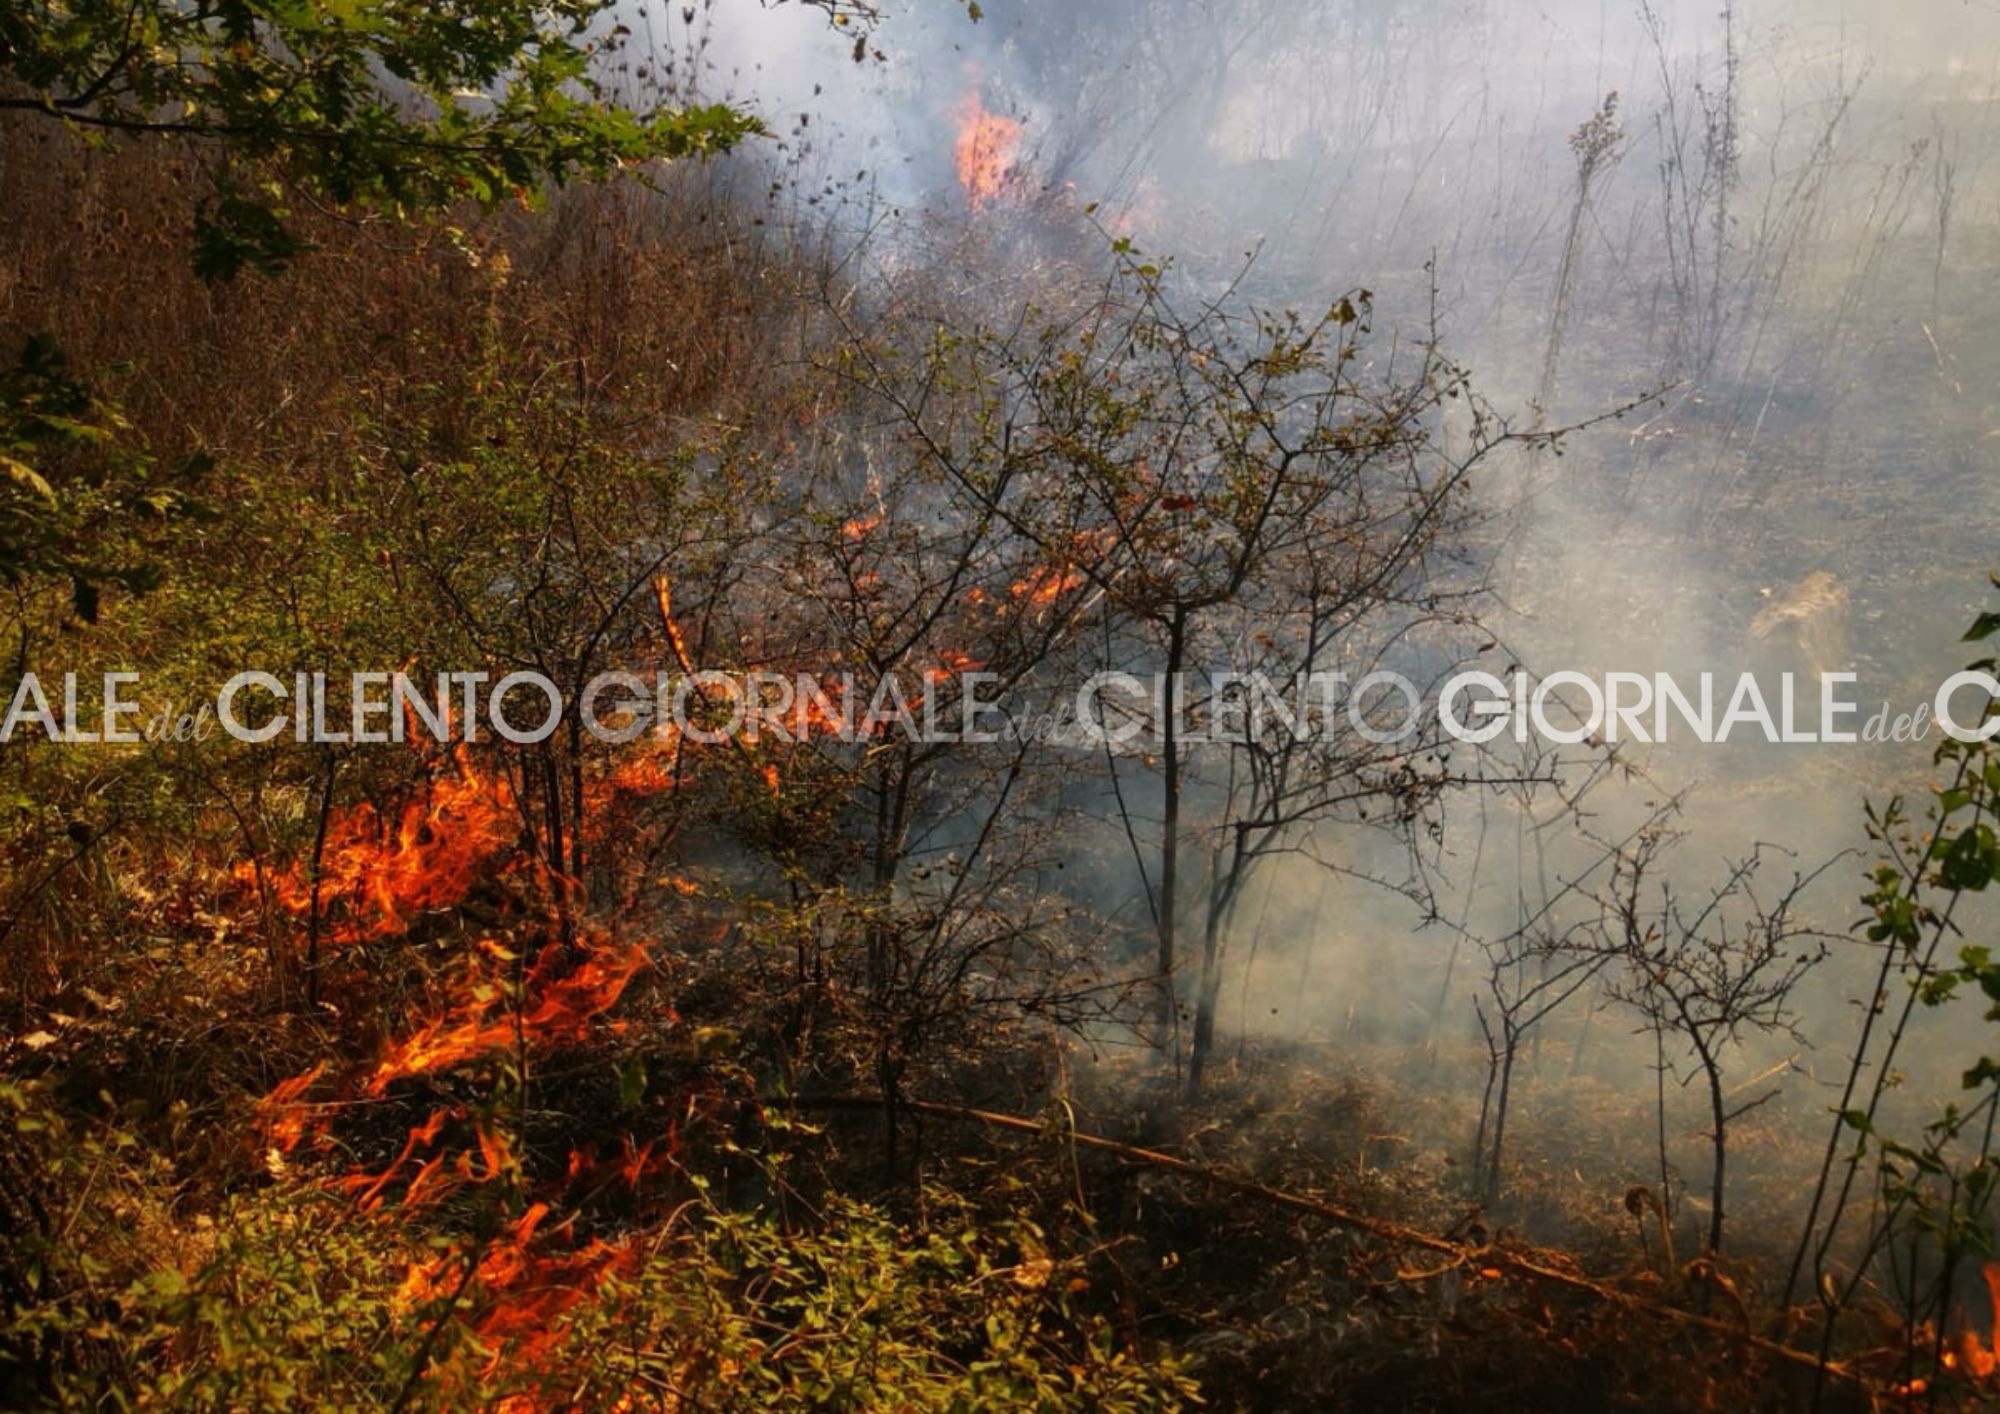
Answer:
top-left (252, 918), bottom-right (667, 1410)
top-left (1909, 1261), bottom-right (2000, 1397)
top-left (365, 939), bottom-right (649, 1096)
top-left (243, 726), bottom-right (691, 1411)
top-left (259, 1061), bottom-right (328, 1154)
top-left (1009, 564), bottom-right (1086, 607)
top-left (1954, 1261), bottom-right (2000, 1379)
top-left (394, 1202), bottom-right (636, 1387)
top-left (342, 1106), bottom-right (454, 1209)
top-left (924, 647), bottom-right (986, 686)
top-left (955, 92), bottom-right (1021, 210)
top-left (1005, 528), bottom-right (1116, 608)
top-left (653, 574), bottom-right (693, 672)
top-left (244, 748), bottom-right (520, 948)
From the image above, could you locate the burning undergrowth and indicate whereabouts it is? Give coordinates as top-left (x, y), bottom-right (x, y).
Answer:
top-left (15, 8), bottom-right (2000, 1403)
top-left (228, 748), bottom-right (690, 1404)
top-left (954, 89), bottom-right (1024, 213)
top-left (0, 578), bottom-right (1184, 1407)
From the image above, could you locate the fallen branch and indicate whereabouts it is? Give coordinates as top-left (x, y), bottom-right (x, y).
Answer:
top-left (795, 1093), bottom-right (1861, 1388)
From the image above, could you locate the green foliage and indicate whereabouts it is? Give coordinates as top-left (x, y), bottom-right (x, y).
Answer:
top-left (0, 0), bottom-right (763, 279)
top-left (1813, 582), bottom-right (2000, 1378)
top-left (0, 333), bottom-right (203, 615)
top-left (2, 1125), bottom-right (1196, 1412)
top-left (192, 185), bottom-right (318, 283)
top-left (1887, 595), bottom-right (2000, 1085)
top-left (574, 1187), bottom-right (1198, 1412)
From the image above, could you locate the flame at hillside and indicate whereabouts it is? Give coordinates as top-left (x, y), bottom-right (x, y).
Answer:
top-left (366, 937), bottom-right (651, 1096)
top-left (954, 91), bottom-right (1020, 210)
top-left (245, 748), bottom-right (522, 947)
top-left (254, 894), bottom-right (668, 1406)
top-left (395, 1200), bottom-right (636, 1396)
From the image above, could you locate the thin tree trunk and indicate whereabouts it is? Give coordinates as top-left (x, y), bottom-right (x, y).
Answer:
top-left (1155, 612), bottom-right (1187, 1032)
top-left (1188, 834), bottom-right (1248, 1097)
top-left (566, 708), bottom-right (587, 890)
top-left (1487, 1038), bottom-right (1518, 1208)
top-left (1568, 975), bottom-right (1602, 1077)
top-left (1703, 1049), bottom-right (1727, 1254)
top-left (538, 741), bottom-right (574, 950)
top-left (303, 747), bottom-right (338, 1011)
top-left (1654, 1023), bottom-right (1674, 1223)
top-left (1187, 894), bottom-right (1227, 1097)
top-left (1472, 1007), bottom-right (1499, 1199)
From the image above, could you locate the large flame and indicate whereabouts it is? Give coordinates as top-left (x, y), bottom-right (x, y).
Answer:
top-left (244, 594), bottom-right (702, 955)
top-left (236, 600), bottom-right (722, 1409)
top-left (393, 1199), bottom-right (637, 1405)
top-left (253, 923), bottom-right (662, 1406)
top-left (246, 747), bottom-right (522, 948)
top-left (954, 91), bottom-right (1021, 211)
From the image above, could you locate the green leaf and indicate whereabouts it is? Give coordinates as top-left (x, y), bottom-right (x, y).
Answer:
top-left (1965, 1056), bottom-right (2000, 1090)
top-left (2, 455), bottom-right (55, 504)
top-left (616, 1057), bottom-right (647, 1111)
top-left (1939, 824), bottom-right (1999, 892)
top-left (192, 193), bottom-right (317, 284)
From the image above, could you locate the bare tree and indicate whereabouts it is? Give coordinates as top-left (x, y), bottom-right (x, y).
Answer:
top-left (1538, 92), bottom-right (1624, 412)
top-left (1597, 824), bottom-right (1834, 1255)
top-left (1450, 775), bottom-right (1670, 1208)
top-left (1471, 931), bottom-right (1607, 1208)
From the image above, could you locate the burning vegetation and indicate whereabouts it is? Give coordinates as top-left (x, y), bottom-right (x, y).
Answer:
top-left (11, 3), bottom-right (2000, 1412)
top-left (954, 90), bottom-right (1023, 210)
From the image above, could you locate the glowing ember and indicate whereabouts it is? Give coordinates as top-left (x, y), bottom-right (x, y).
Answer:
top-left (954, 91), bottom-right (1021, 211)
top-left (653, 573), bottom-right (694, 672)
